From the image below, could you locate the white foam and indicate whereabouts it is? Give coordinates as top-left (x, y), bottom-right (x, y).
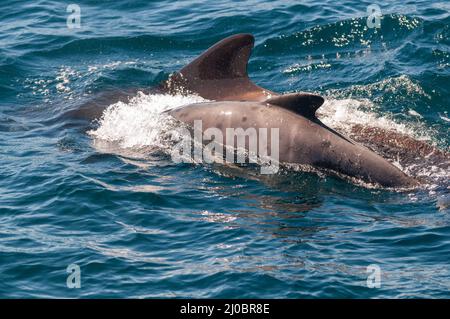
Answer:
top-left (317, 97), bottom-right (431, 142)
top-left (88, 92), bottom-right (207, 149)
top-left (318, 98), bottom-right (413, 134)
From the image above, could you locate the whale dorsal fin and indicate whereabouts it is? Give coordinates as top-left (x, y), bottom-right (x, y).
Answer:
top-left (266, 93), bottom-right (324, 119)
top-left (162, 34), bottom-right (275, 101)
top-left (181, 33), bottom-right (254, 80)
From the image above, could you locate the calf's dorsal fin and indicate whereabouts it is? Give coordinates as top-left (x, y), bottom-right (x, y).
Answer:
top-left (162, 34), bottom-right (275, 101)
top-left (266, 93), bottom-right (324, 119)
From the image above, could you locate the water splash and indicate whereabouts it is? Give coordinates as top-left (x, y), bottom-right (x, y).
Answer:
top-left (88, 92), bottom-right (207, 150)
top-left (318, 98), bottom-right (421, 137)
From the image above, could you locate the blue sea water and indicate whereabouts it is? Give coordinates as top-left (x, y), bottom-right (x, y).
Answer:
top-left (0, 0), bottom-right (449, 298)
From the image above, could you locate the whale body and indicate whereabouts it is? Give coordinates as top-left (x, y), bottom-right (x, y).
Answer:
top-left (168, 94), bottom-right (419, 188)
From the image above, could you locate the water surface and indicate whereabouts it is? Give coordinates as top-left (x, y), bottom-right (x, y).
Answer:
top-left (0, 0), bottom-right (449, 298)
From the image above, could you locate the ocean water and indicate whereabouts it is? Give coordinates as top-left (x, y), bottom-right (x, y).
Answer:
top-left (0, 0), bottom-right (449, 298)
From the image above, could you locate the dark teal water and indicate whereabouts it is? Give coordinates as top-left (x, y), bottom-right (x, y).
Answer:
top-left (1, 0), bottom-right (449, 298)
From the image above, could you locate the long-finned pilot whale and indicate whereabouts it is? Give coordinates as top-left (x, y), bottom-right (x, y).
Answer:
top-left (70, 33), bottom-right (446, 188)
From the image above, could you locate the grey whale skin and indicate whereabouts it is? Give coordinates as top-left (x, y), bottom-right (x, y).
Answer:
top-left (164, 33), bottom-right (418, 187)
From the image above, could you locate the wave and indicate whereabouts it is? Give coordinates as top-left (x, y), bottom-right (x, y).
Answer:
top-left (257, 14), bottom-right (423, 56)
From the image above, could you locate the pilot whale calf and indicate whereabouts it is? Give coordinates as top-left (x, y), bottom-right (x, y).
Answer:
top-left (168, 93), bottom-right (419, 188)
